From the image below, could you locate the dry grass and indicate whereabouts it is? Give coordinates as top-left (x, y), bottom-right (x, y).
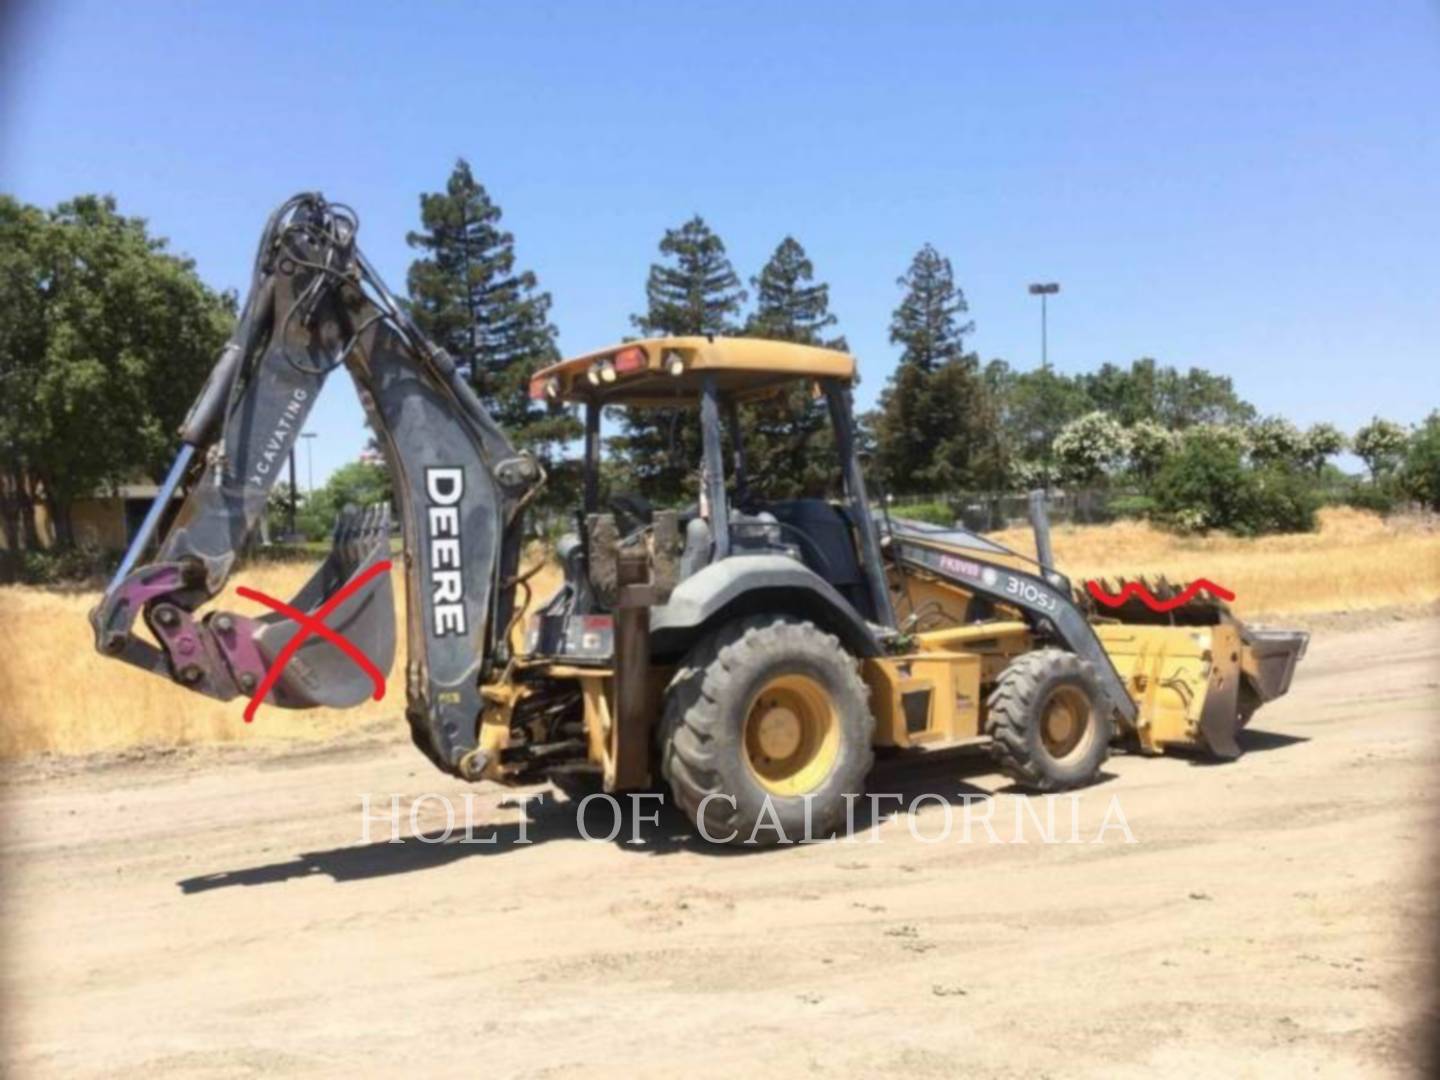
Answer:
top-left (0, 553), bottom-right (562, 760)
top-left (1, 508), bottom-right (1434, 760)
top-left (988, 506), bottom-right (1440, 619)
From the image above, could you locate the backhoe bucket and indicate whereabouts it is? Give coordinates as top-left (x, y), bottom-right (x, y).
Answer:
top-left (249, 505), bottom-right (396, 709)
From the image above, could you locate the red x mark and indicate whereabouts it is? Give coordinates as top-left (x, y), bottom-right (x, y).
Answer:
top-left (235, 559), bottom-right (393, 723)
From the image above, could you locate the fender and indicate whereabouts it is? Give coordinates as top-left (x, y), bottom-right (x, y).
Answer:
top-left (650, 554), bottom-right (881, 659)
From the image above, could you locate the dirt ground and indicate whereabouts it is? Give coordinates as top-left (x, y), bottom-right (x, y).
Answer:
top-left (3, 616), bottom-right (1438, 1078)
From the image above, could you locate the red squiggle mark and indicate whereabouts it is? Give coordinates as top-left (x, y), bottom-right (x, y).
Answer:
top-left (1085, 577), bottom-right (1235, 613)
top-left (235, 559), bottom-right (392, 722)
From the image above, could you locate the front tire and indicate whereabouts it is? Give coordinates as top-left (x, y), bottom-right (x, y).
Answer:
top-left (986, 648), bottom-right (1111, 792)
top-left (659, 617), bottom-right (873, 845)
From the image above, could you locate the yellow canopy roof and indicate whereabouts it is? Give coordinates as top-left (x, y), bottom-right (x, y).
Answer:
top-left (528, 336), bottom-right (856, 407)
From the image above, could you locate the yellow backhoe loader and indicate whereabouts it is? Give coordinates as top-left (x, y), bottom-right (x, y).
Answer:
top-left (90, 194), bottom-right (1308, 844)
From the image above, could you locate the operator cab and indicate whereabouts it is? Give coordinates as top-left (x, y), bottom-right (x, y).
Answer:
top-left (524, 337), bottom-right (896, 662)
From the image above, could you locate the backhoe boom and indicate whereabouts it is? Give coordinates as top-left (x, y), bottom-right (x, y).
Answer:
top-left (90, 193), bottom-right (541, 778)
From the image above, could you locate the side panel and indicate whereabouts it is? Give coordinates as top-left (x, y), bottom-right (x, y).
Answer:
top-left (864, 653), bottom-right (983, 748)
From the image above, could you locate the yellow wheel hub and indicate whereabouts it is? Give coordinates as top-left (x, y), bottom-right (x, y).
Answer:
top-left (743, 674), bottom-right (840, 797)
top-left (1040, 685), bottom-right (1091, 760)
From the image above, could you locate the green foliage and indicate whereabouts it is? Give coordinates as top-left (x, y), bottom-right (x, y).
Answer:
top-left (1340, 477), bottom-right (1403, 515)
top-left (745, 237), bottom-right (844, 349)
top-left (890, 501), bottom-right (955, 526)
top-left (1009, 458), bottom-right (1061, 492)
top-left (632, 215), bottom-right (747, 338)
top-left (888, 245), bottom-right (973, 373)
top-left (1236, 467), bottom-right (1320, 536)
top-left (1299, 422), bottom-right (1347, 473)
top-left (873, 245), bottom-right (1003, 495)
top-left (1401, 410), bottom-right (1440, 510)
top-left (873, 357), bottom-right (1005, 495)
top-left (986, 360), bottom-right (1091, 472)
top-left (1052, 411), bottom-right (1130, 486)
top-left (1353, 417), bottom-right (1407, 481)
top-left (291, 460), bottom-right (393, 541)
top-left (1106, 492), bottom-right (1158, 519)
top-left (1080, 358), bottom-right (1255, 428)
top-left (405, 160), bottom-right (579, 485)
top-left (11, 544), bottom-right (118, 585)
top-left (979, 355), bottom-right (1256, 497)
top-left (0, 194), bottom-right (234, 550)
top-left (739, 237), bottom-right (846, 499)
top-left (616, 216), bottom-right (747, 503)
top-left (1125, 420), bottom-right (1177, 484)
top-left (1153, 427), bottom-right (1318, 536)
top-left (1247, 415), bottom-right (1305, 468)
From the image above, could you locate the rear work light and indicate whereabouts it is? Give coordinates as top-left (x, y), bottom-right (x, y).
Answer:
top-left (613, 346), bottom-right (647, 374)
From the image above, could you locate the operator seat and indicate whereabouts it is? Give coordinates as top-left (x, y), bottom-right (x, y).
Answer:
top-left (767, 499), bottom-right (875, 620)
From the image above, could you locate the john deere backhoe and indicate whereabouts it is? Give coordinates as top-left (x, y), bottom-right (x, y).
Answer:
top-left (91, 194), bottom-right (1308, 843)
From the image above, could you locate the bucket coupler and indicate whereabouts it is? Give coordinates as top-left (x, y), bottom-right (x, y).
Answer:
top-left (89, 504), bottom-right (396, 711)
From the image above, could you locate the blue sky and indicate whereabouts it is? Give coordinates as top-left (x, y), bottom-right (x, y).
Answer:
top-left (5, 1), bottom-right (1438, 485)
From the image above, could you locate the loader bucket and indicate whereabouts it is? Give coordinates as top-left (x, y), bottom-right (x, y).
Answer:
top-left (1240, 627), bottom-right (1310, 705)
top-left (1093, 617), bottom-right (1311, 758)
top-left (249, 505), bottom-right (396, 709)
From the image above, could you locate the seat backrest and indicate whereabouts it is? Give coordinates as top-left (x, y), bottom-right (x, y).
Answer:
top-left (766, 499), bottom-right (865, 587)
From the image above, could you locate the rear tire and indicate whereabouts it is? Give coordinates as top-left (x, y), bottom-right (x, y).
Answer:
top-left (986, 648), bottom-right (1111, 792)
top-left (659, 617), bottom-right (873, 845)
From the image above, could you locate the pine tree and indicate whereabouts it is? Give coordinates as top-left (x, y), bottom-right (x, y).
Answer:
top-left (888, 244), bottom-right (973, 372)
top-left (631, 215), bottom-right (747, 338)
top-left (874, 244), bottom-right (1003, 495)
top-left (746, 237), bottom-right (845, 348)
top-left (405, 159), bottom-right (578, 477)
top-left (616, 216), bottom-right (747, 503)
top-left (741, 237), bottom-right (846, 498)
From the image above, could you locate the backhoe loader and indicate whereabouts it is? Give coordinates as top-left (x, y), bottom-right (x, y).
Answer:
top-left (90, 193), bottom-right (1308, 843)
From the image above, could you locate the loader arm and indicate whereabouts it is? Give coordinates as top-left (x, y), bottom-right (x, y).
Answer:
top-left (89, 193), bottom-right (542, 778)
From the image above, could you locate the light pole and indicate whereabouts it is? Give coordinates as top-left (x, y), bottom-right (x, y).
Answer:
top-left (1028, 282), bottom-right (1060, 370)
top-left (300, 431), bottom-right (317, 493)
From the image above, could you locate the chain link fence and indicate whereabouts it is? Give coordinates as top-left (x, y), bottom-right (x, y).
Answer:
top-left (885, 488), bottom-right (1141, 532)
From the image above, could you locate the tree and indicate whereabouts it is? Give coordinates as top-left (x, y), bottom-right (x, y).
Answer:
top-left (1401, 411), bottom-right (1440, 510)
top-left (1081, 358), bottom-right (1254, 428)
top-left (745, 237), bottom-right (844, 349)
top-left (631, 215), bottom-right (747, 338)
top-left (616, 216), bottom-right (747, 502)
top-left (739, 237), bottom-right (846, 498)
top-left (0, 194), bottom-right (234, 550)
top-left (1152, 426), bottom-right (1317, 536)
top-left (1299, 422), bottom-right (1347, 474)
top-left (1052, 411), bottom-right (1130, 486)
top-left (1162, 366), bottom-right (1257, 428)
top-left (1187, 422), bottom-right (1251, 457)
top-left (1247, 415), bottom-right (1305, 468)
top-left (405, 159), bottom-right (578, 475)
top-left (1353, 417), bottom-right (1407, 481)
top-left (888, 244), bottom-right (973, 372)
top-left (986, 360), bottom-right (1091, 475)
top-left (1126, 420), bottom-right (1178, 485)
top-left (294, 460), bottom-right (393, 541)
top-left (873, 245), bottom-right (1002, 495)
